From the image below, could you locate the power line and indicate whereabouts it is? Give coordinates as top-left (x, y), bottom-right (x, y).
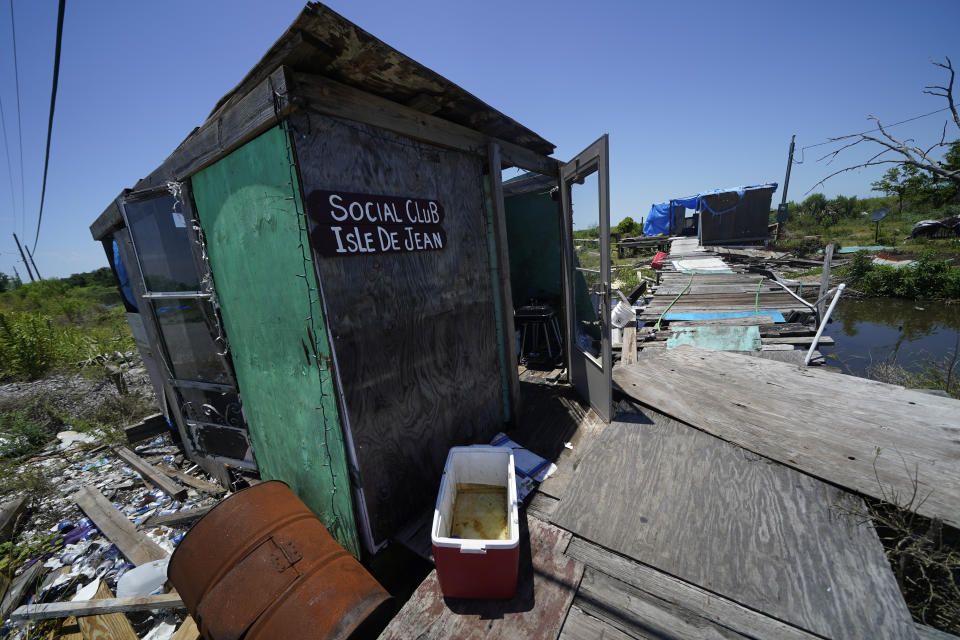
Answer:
top-left (32, 0), bottom-right (65, 253)
top-left (798, 105), bottom-right (953, 154)
top-left (8, 0), bottom-right (25, 238)
top-left (0, 95), bottom-right (17, 230)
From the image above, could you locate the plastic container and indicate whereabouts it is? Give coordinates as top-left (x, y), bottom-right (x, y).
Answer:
top-left (431, 446), bottom-right (519, 599)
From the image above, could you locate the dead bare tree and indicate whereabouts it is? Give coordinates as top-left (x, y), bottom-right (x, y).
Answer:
top-left (809, 57), bottom-right (960, 193)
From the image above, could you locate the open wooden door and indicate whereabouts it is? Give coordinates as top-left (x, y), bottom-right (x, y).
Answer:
top-left (559, 135), bottom-right (612, 423)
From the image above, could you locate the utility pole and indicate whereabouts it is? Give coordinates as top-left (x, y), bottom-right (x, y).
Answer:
top-left (12, 233), bottom-right (36, 282)
top-left (24, 245), bottom-right (41, 280)
top-left (775, 135), bottom-right (796, 243)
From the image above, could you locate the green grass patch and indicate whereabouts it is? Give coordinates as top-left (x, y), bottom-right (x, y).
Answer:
top-left (0, 276), bottom-right (134, 381)
top-left (838, 251), bottom-right (960, 300)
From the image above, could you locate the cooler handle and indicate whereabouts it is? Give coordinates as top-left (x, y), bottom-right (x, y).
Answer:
top-left (459, 541), bottom-right (487, 554)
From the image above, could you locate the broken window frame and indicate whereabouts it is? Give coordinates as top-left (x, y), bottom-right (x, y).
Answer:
top-left (119, 185), bottom-right (257, 470)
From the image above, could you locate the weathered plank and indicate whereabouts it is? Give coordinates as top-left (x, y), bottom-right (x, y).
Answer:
top-left (378, 515), bottom-right (582, 640)
top-left (0, 562), bottom-right (45, 620)
top-left (914, 623), bottom-right (960, 640)
top-left (667, 316), bottom-right (775, 327)
top-left (171, 615), bottom-right (201, 640)
top-left (294, 111), bottom-right (503, 545)
top-left (488, 143), bottom-right (522, 423)
top-left (74, 486), bottom-right (168, 565)
top-left (614, 346), bottom-right (960, 529)
top-left (124, 413), bottom-right (170, 444)
top-left (620, 324), bottom-right (637, 365)
top-left (559, 605), bottom-right (635, 640)
top-left (393, 510), bottom-right (434, 564)
top-left (142, 506), bottom-right (212, 528)
top-left (551, 404), bottom-right (916, 639)
top-left (575, 568), bottom-right (750, 639)
top-left (12, 593), bottom-right (184, 621)
top-left (0, 496), bottom-right (27, 542)
top-left (56, 617), bottom-right (83, 640)
top-left (526, 491), bottom-right (560, 522)
top-left (76, 581), bottom-right (138, 640)
top-left (566, 537), bottom-right (821, 640)
top-left (762, 335), bottom-right (834, 345)
top-left (113, 447), bottom-right (187, 500)
top-left (156, 465), bottom-right (224, 494)
top-left (292, 71), bottom-right (558, 177)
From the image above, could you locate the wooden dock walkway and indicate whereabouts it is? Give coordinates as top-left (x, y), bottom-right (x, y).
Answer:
top-left (379, 238), bottom-right (958, 640)
top-left (633, 238), bottom-right (826, 365)
top-left (380, 379), bottom-right (942, 639)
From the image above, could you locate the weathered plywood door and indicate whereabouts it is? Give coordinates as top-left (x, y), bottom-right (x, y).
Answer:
top-left (292, 112), bottom-right (503, 549)
top-left (559, 135), bottom-right (612, 423)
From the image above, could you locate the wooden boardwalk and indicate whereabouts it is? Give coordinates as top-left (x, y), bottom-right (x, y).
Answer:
top-left (380, 382), bottom-right (925, 640)
top-left (377, 238), bottom-right (952, 640)
top-left (634, 238), bottom-right (825, 365)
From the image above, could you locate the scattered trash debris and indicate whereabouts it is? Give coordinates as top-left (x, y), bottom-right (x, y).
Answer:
top-left (0, 428), bottom-right (229, 637)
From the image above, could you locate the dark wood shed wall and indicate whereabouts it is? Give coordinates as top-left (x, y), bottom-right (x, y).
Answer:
top-left (291, 111), bottom-right (504, 546)
top-left (699, 187), bottom-right (776, 246)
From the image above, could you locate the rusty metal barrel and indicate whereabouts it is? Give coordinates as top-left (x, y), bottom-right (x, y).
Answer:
top-left (168, 480), bottom-right (389, 640)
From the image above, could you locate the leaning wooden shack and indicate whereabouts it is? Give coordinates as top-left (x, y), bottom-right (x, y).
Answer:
top-left (90, 3), bottom-right (616, 556)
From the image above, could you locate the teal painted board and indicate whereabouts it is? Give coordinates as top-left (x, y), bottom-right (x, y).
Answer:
top-left (190, 125), bottom-right (360, 556)
top-left (666, 325), bottom-right (762, 351)
top-left (504, 190), bottom-right (563, 307)
top-left (664, 310), bottom-right (786, 322)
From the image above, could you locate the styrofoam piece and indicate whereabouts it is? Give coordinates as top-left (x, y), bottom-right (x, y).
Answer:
top-left (116, 557), bottom-right (170, 597)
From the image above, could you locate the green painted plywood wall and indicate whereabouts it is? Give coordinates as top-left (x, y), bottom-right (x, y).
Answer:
top-left (190, 125), bottom-right (360, 556)
top-left (504, 190), bottom-right (563, 308)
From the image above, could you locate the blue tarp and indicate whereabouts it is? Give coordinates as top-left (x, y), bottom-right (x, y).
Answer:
top-left (643, 183), bottom-right (778, 236)
top-left (112, 240), bottom-right (137, 310)
top-left (642, 202), bottom-right (672, 236)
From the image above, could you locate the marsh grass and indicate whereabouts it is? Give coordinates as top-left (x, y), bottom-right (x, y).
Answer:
top-left (0, 279), bottom-right (134, 381)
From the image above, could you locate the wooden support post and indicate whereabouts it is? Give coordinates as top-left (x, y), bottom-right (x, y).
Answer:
top-left (621, 322), bottom-right (637, 366)
top-left (488, 143), bottom-right (522, 424)
top-left (817, 244), bottom-right (834, 318)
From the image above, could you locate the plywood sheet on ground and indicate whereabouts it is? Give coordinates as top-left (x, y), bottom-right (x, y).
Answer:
top-left (551, 404), bottom-right (915, 639)
top-left (378, 515), bottom-right (582, 640)
top-left (614, 345), bottom-right (960, 529)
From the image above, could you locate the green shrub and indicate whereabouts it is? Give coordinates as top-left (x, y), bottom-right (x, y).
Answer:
top-left (843, 254), bottom-right (960, 300)
top-left (0, 410), bottom-right (49, 458)
top-left (0, 312), bottom-right (64, 379)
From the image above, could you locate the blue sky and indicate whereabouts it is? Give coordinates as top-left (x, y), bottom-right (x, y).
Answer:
top-left (1, 0), bottom-right (958, 278)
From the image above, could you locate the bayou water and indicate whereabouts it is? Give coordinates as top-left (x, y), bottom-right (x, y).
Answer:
top-left (818, 297), bottom-right (960, 377)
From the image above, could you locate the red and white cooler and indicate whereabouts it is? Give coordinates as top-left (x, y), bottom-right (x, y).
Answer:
top-left (431, 446), bottom-right (520, 599)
